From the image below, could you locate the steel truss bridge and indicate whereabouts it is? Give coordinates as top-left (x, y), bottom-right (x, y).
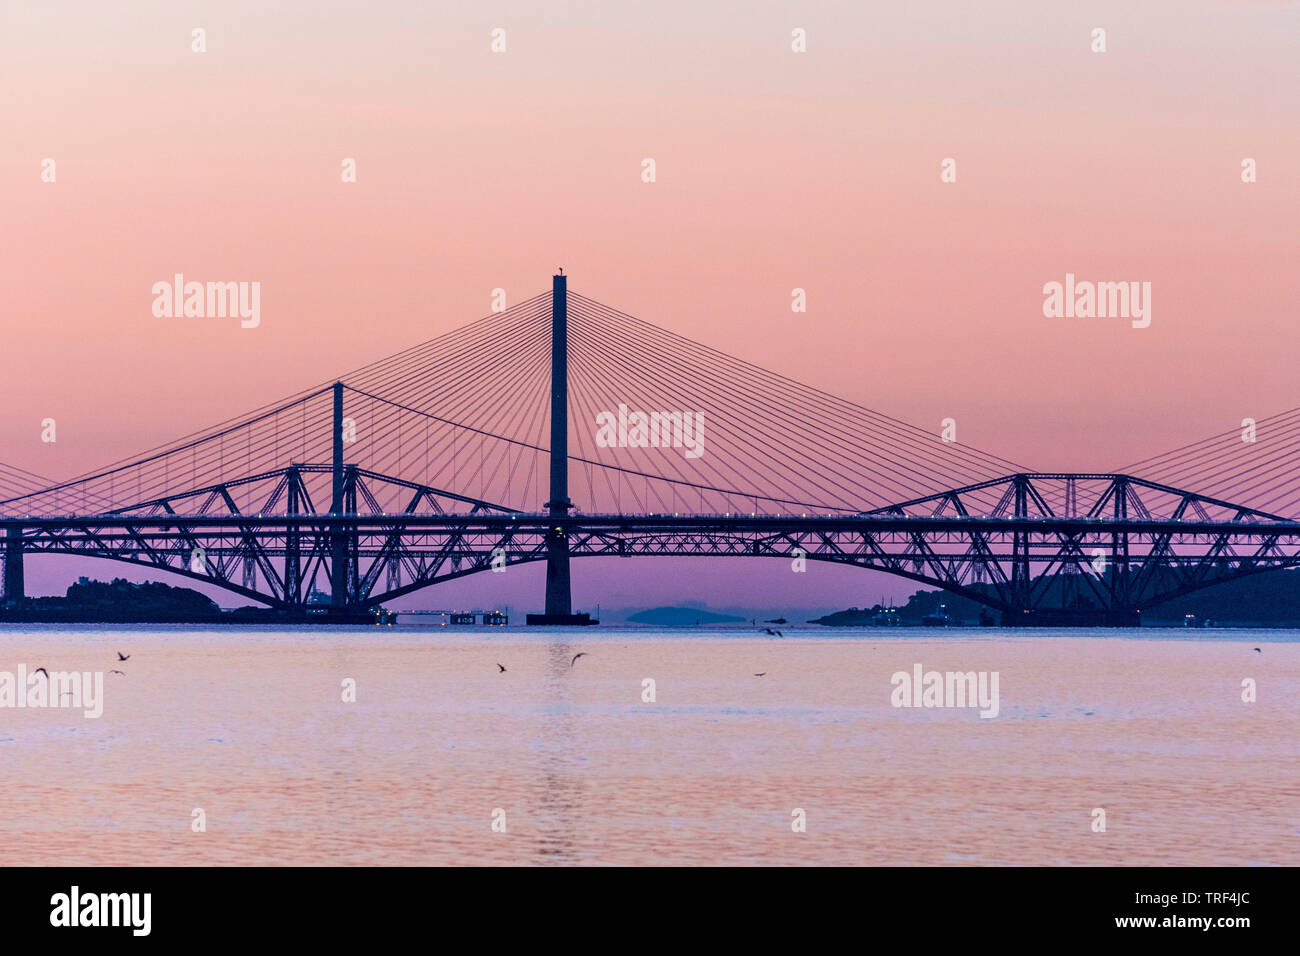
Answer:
top-left (4, 276), bottom-right (1300, 624)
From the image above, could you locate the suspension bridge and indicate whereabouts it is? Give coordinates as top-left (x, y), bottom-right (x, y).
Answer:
top-left (3, 274), bottom-right (1300, 625)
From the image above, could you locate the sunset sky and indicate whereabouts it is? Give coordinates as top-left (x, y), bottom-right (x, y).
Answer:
top-left (3, 0), bottom-right (1298, 610)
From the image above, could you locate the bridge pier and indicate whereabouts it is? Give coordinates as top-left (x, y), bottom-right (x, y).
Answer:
top-left (1010, 475), bottom-right (1031, 612)
top-left (1110, 477), bottom-right (1132, 609)
top-left (285, 466), bottom-right (301, 605)
top-left (345, 469), bottom-right (359, 603)
top-left (3, 525), bottom-right (23, 606)
top-left (329, 382), bottom-right (353, 612)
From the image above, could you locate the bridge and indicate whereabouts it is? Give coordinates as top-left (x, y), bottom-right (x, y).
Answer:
top-left (4, 274), bottom-right (1300, 625)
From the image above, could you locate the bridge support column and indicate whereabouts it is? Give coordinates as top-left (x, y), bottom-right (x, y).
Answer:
top-left (3, 525), bottom-right (24, 606)
top-left (346, 467), bottom-right (359, 603)
top-left (1110, 477), bottom-right (1131, 610)
top-left (1009, 475), bottom-right (1031, 621)
top-left (329, 382), bottom-right (351, 611)
top-left (285, 466), bottom-right (301, 605)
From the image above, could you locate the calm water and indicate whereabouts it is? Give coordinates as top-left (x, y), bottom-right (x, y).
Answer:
top-left (1, 625), bottom-right (1296, 866)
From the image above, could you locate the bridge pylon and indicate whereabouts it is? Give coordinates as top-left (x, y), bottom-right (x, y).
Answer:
top-left (328, 381), bottom-right (354, 613)
top-left (3, 525), bottom-right (23, 606)
top-left (530, 271), bottom-right (593, 625)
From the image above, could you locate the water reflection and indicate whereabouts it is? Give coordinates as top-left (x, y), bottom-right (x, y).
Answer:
top-left (535, 639), bottom-right (580, 862)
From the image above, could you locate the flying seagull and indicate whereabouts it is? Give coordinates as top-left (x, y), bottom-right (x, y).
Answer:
top-left (570, 652), bottom-right (588, 667)
top-left (1254, 647), bottom-right (1261, 653)
top-left (496, 663), bottom-right (507, 673)
top-left (763, 628), bottom-right (776, 635)
top-left (110, 669), bottom-right (126, 676)
top-left (753, 672), bottom-right (766, 677)
top-left (117, 652), bottom-right (130, 661)
top-left (34, 667), bottom-right (48, 678)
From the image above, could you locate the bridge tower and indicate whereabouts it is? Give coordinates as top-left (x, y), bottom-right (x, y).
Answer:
top-left (3, 525), bottom-right (23, 606)
top-left (329, 381), bottom-right (351, 612)
top-left (527, 272), bottom-right (594, 625)
top-left (544, 272), bottom-right (574, 616)
top-left (285, 465), bottom-right (302, 606)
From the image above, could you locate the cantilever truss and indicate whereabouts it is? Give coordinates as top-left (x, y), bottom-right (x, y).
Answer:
top-left (8, 465), bottom-right (519, 608)
top-left (852, 473), bottom-right (1297, 614)
top-left (6, 471), bottom-right (1300, 616)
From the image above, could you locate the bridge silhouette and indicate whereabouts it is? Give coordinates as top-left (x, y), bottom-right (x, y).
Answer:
top-left (4, 274), bottom-right (1300, 625)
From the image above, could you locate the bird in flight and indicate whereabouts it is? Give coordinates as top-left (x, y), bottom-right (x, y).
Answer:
top-left (117, 652), bottom-right (130, 661)
top-left (109, 670), bottom-right (126, 676)
top-left (570, 653), bottom-right (588, 668)
top-left (496, 663), bottom-right (507, 673)
top-left (1254, 647), bottom-right (1261, 653)
top-left (34, 667), bottom-right (48, 678)
top-left (753, 672), bottom-right (766, 677)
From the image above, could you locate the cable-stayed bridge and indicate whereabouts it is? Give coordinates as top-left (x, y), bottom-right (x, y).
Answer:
top-left (4, 275), bottom-right (1300, 625)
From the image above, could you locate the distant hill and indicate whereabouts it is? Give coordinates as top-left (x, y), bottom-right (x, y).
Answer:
top-left (626, 606), bottom-right (746, 626)
top-left (812, 566), bottom-right (1300, 627)
top-left (1139, 566), bottom-right (1300, 625)
top-left (809, 607), bottom-right (890, 627)
top-left (4, 576), bottom-right (222, 623)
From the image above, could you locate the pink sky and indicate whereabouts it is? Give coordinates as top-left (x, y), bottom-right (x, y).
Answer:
top-left (2, 1), bottom-right (1299, 609)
